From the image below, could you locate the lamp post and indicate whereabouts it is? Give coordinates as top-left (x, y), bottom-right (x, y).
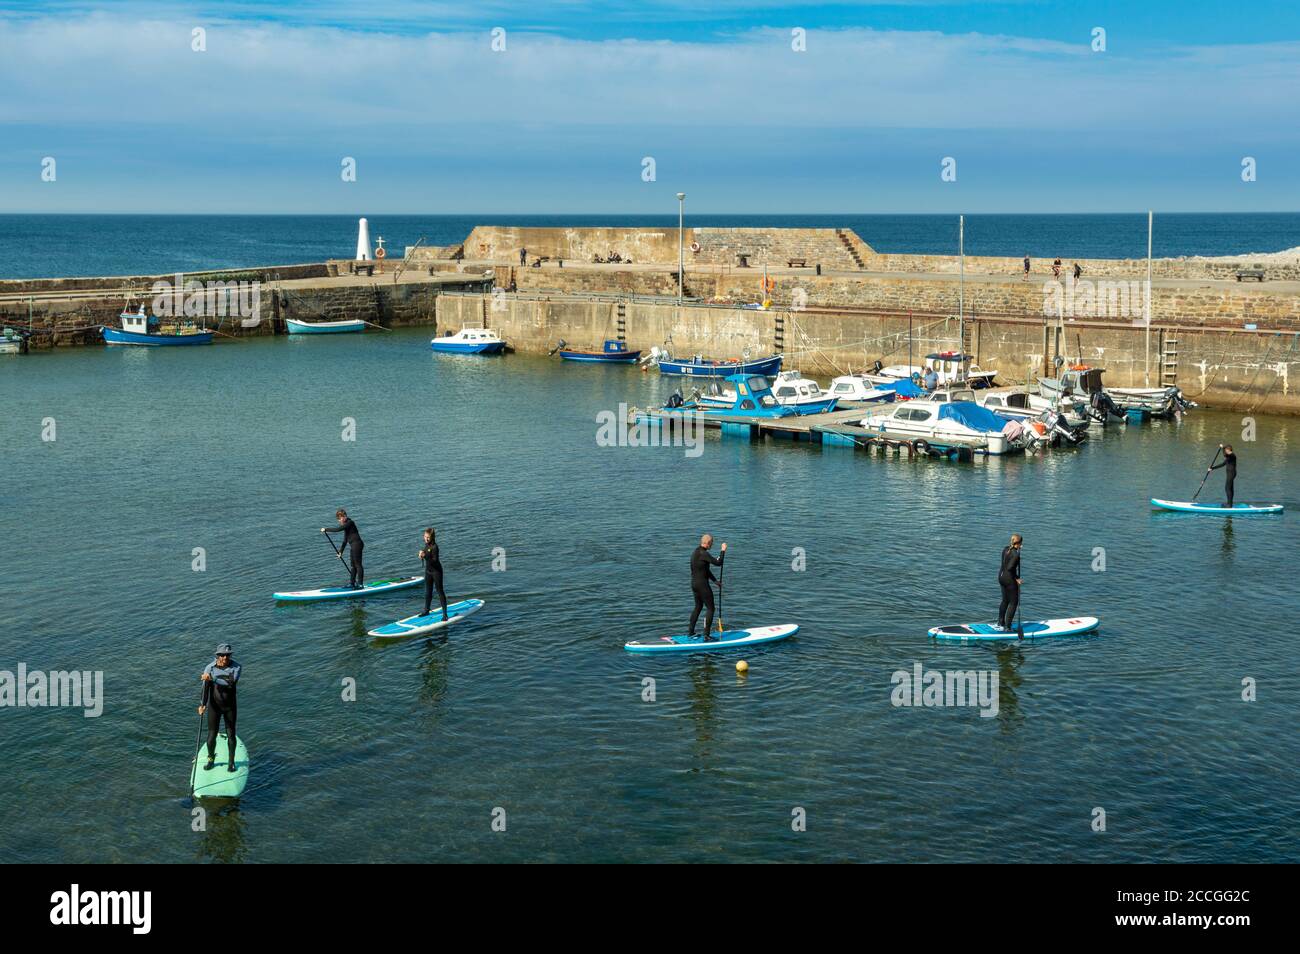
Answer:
top-left (677, 192), bottom-right (686, 302)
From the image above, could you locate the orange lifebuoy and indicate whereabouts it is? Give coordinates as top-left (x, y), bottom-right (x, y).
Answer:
top-left (690, 242), bottom-right (701, 253)
top-left (374, 247), bottom-right (386, 259)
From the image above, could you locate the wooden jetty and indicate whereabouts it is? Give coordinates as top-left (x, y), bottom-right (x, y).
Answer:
top-left (628, 406), bottom-right (1008, 461)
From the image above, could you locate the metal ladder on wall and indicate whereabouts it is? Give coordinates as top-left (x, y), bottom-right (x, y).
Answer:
top-left (1161, 335), bottom-right (1179, 386)
top-left (616, 300), bottom-right (627, 341)
top-left (773, 312), bottom-right (785, 353)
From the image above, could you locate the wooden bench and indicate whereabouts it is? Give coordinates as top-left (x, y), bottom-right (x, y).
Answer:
top-left (787, 258), bottom-right (807, 268)
top-left (353, 262), bottom-right (375, 277)
top-left (1236, 270), bottom-right (1265, 282)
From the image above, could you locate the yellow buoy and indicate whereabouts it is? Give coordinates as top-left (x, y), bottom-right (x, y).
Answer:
top-left (736, 660), bottom-right (749, 673)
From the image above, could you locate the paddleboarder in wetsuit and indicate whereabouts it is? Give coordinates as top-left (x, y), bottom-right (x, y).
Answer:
top-left (689, 535), bottom-right (726, 639)
top-left (199, 643), bottom-right (241, 772)
top-left (419, 527), bottom-right (449, 622)
top-left (1208, 444), bottom-right (1238, 508)
top-left (322, 509), bottom-right (364, 588)
top-left (997, 534), bottom-right (1022, 632)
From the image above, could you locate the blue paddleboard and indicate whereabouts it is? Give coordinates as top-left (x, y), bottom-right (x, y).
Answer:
top-left (1151, 498), bottom-right (1283, 515)
top-left (625, 623), bottom-right (798, 654)
top-left (189, 733), bottom-right (250, 798)
top-left (367, 598), bottom-right (485, 639)
top-left (929, 616), bottom-right (1099, 642)
top-left (273, 576), bottom-right (423, 601)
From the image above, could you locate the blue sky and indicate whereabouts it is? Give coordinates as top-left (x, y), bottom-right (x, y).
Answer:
top-left (1, 1), bottom-right (1298, 213)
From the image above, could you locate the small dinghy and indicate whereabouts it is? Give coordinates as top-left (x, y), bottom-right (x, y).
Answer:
top-left (559, 339), bottom-right (641, 363)
top-left (625, 623), bottom-right (798, 654)
top-left (929, 617), bottom-right (1100, 642)
top-left (1151, 499), bottom-right (1283, 515)
top-left (286, 318), bottom-right (366, 334)
top-left (367, 598), bottom-right (486, 639)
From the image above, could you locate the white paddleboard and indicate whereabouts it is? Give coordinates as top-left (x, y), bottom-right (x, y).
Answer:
top-left (274, 576), bottom-right (423, 601)
top-left (624, 623), bottom-right (798, 654)
top-left (929, 617), bottom-right (1099, 642)
top-left (1151, 498), bottom-right (1283, 515)
top-left (367, 598), bottom-right (485, 639)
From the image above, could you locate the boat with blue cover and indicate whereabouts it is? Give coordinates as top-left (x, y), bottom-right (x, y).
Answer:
top-left (102, 303), bottom-right (213, 347)
top-left (657, 351), bottom-right (782, 378)
top-left (559, 339), bottom-right (641, 363)
top-left (430, 328), bottom-right (505, 354)
top-left (863, 395), bottom-right (1023, 455)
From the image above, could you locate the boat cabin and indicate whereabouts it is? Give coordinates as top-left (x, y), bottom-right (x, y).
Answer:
top-left (601, 339), bottom-right (629, 354)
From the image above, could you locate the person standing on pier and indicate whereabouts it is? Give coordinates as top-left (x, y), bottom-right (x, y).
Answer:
top-left (689, 535), bottom-right (726, 639)
top-left (1208, 445), bottom-right (1238, 508)
top-left (419, 527), bottom-right (449, 622)
top-left (519, 247), bottom-right (527, 267)
top-left (323, 508), bottom-right (364, 589)
top-left (997, 534), bottom-right (1023, 632)
top-left (1073, 262), bottom-right (1082, 280)
top-left (199, 643), bottom-right (241, 773)
top-left (1022, 255), bottom-right (1030, 280)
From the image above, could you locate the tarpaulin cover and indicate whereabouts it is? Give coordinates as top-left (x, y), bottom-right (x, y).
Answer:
top-left (938, 401), bottom-right (1007, 432)
top-left (878, 379), bottom-right (926, 398)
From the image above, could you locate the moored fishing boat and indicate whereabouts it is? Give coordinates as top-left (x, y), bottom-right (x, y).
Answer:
top-left (430, 328), bottom-right (505, 354)
top-left (668, 373), bottom-right (799, 419)
top-left (102, 303), bottom-right (213, 347)
top-left (869, 351), bottom-right (998, 389)
top-left (558, 339), bottom-right (641, 363)
top-left (978, 387), bottom-right (1091, 433)
top-left (699, 370), bottom-right (838, 415)
top-left (656, 351), bottom-right (782, 378)
top-left (286, 317), bottom-right (366, 334)
top-left (0, 327), bottom-right (28, 355)
top-left (828, 374), bottom-right (898, 403)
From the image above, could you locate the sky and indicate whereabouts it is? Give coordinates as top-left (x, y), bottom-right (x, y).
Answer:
top-left (1, 1), bottom-right (1298, 213)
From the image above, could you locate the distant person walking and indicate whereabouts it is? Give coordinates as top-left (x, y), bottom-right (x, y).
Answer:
top-left (519, 247), bottom-right (527, 267)
top-left (1073, 262), bottom-right (1082, 280)
top-left (1208, 444), bottom-right (1238, 508)
top-left (1022, 255), bottom-right (1030, 280)
top-left (1052, 258), bottom-right (1062, 279)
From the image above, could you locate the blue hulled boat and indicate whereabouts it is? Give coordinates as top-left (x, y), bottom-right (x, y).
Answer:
top-left (286, 318), bottom-right (366, 335)
top-left (657, 352), bottom-right (782, 378)
top-left (102, 306), bottom-right (213, 347)
top-left (559, 339), bottom-right (641, 363)
top-left (673, 373), bottom-right (799, 419)
top-left (430, 328), bottom-right (505, 354)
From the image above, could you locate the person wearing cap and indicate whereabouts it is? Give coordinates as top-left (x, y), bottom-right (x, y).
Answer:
top-left (199, 644), bottom-right (241, 772)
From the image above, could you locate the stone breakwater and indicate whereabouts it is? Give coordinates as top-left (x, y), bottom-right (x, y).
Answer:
top-left (6, 224), bottom-right (1300, 414)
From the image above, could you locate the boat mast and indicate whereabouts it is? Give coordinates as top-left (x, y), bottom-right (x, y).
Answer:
top-left (1145, 210), bottom-right (1153, 386)
top-left (958, 214), bottom-right (965, 382)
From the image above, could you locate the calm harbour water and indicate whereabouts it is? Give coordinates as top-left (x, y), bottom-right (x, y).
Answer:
top-left (1, 212), bottom-right (1299, 280)
top-left (1, 332), bottom-right (1297, 863)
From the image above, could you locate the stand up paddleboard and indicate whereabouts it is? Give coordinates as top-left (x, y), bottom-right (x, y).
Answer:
top-left (190, 732), bottom-right (250, 798)
top-left (274, 576), bottom-right (423, 601)
top-left (625, 623), bottom-right (798, 654)
top-left (367, 598), bottom-right (485, 639)
top-left (1151, 498), bottom-right (1283, 515)
top-left (929, 617), bottom-right (1099, 642)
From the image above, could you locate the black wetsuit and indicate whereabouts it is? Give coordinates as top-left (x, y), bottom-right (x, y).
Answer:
top-left (998, 545), bottom-right (1021, 630)
top-left (326, 518), bottom-right (364, 587)
top-left (420, 541), bottom-right (448, 620)
top-left (202, 660), bottom-right (241, 765)
top-left (1210, 452), bottom-right (1237, 508)
top-left (689, 546), bottom-right (724, 636)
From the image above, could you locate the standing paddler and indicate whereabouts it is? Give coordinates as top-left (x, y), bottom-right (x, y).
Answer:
top-left (1208, 444), bottom-right (1238, 508)
top-left (199, 643), bottom-right (241, 773)
top-left (997, 534), bottom-right (1023, 632)
top-left (689, 534), bottom-right (726, 640)
top-left (322, 508), bottom-right (364, 589)
top-left (418, 527), bottom-right (449, 622)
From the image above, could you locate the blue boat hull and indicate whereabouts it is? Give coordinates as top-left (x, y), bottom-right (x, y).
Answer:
top-left (559, 350), bottom-right (641, 363)
top-left (103, 326), bottom-right (213, 346)
top-left (431, 341), bottom-right (505, 355)
top-left (658, 354), bottom-right (783, 378)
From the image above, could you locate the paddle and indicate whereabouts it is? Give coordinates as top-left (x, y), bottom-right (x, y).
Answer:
top-left (1016, 549), bottom-right (1024, 640)
top-left (715, 551), bottom-right (726, 634)
top-left (1192, 446), bottom-right (1223, 502)
top-left (322, 529), bottom-right (354, 581)
top-left (189, 680), bottom-right (208, 798)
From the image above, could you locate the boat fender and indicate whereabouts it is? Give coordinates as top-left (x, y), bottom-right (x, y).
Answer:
top-left (913, 439), bottom-right (931, 456)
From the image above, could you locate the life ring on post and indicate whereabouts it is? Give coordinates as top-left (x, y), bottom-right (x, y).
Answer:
top-left (374, 247), bottom-right (386, 259)
top-left (690, 242), bottom-right (701, 254)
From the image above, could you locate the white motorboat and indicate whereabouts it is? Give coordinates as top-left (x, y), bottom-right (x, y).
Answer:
top-left (861, 396), bottom-right (1022, 455)
top-left (869, 351), bottom-right (999, 389)
top-left (827, 374), bottom-right (899, 403)
top-left (978, 388), bottom-right (1091, 430)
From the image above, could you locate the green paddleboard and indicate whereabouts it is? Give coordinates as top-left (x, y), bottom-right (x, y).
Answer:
top-left (190, 732), bottom-right (250, 798)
